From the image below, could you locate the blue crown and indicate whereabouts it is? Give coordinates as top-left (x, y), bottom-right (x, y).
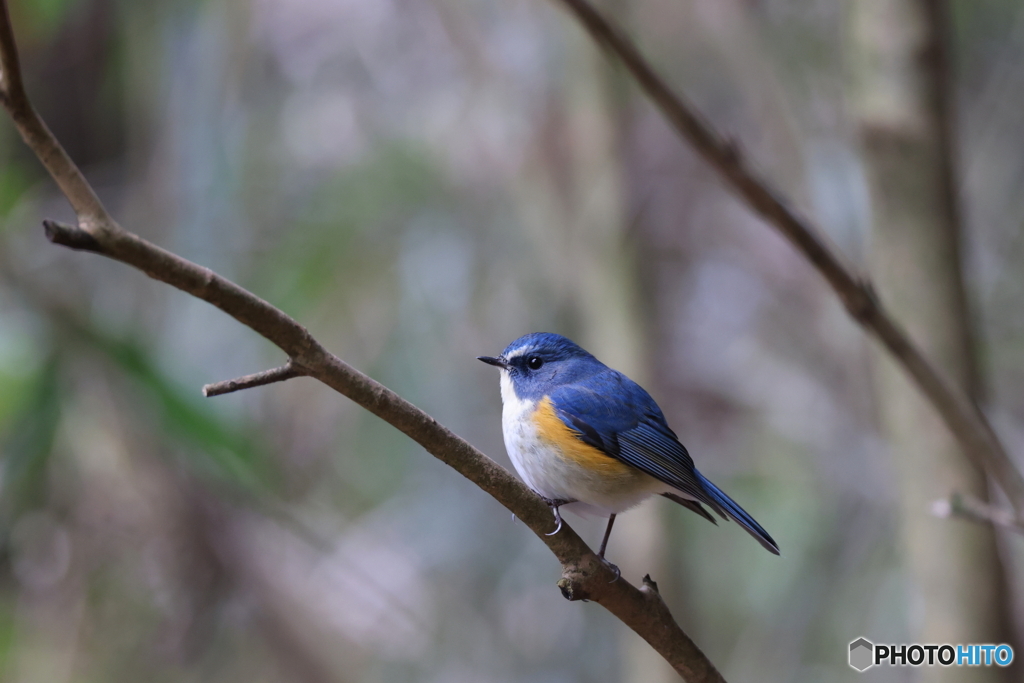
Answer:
top-left (502, 332), bottom-right (593, 361)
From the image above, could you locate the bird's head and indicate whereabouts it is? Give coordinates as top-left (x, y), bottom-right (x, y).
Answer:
top-left (478, 332), bottom-right (603, 400)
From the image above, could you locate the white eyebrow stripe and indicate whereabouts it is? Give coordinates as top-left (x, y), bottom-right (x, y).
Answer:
top-left (504, 347), bottom-right (529, 360)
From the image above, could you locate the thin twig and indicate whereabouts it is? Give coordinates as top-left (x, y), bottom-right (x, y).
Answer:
top-left (0, 4), bottom-right (723, 681)
top-left (548, 0), bottom-right (1024, 514)
top-left (932, 493), bottom-right (1024, 534)
top-left (203, 361), bottom-right (306, 397)
top-left (43, 218), bottom-right (102, 252)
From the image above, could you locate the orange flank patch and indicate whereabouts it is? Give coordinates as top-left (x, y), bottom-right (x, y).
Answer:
top-left (533, 397), bottom-right (634, 476)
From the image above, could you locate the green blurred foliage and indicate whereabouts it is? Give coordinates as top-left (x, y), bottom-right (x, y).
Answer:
top-left (87, 331), bottom-right (273, 493)
top-left (10, 0), bottom-right (80, 40)
top-left (269, 142), bottom-right (446, 316)
top-left (0, 358), bottom-right (61, 515)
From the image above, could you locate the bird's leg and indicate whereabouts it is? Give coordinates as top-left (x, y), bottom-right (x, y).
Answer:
top-left (598, 514), bottom-right (620, 582)
top-left (597, 513), bottom-right (616, 557)
top-left (541, 497), bottom-right (575, 536)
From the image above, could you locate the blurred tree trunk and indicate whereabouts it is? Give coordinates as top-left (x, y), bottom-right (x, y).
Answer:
top-left (851, 1), bottom-right (1015, 678)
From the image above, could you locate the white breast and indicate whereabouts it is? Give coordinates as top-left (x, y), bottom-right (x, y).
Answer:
top-left (499, 371), bottom-right (558, 498)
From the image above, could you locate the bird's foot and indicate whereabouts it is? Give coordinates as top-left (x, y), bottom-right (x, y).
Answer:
top-left (541, 497), bottom-right (575, 536)
top-left (600, 557), bottom-right (621, 583)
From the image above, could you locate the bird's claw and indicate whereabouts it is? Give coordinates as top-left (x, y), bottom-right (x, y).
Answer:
top-left (601, 558), bottom-right (621, 583)
top-left (542, 497), bottom-right (574, 536)
top-left (545, 512), bottom-right (563, 536)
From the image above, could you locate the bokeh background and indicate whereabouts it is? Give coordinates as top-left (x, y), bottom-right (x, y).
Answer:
top-left (0, 0), bottom-right (1023, 681)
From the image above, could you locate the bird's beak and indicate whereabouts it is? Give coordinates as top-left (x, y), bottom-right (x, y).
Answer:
top-left (477, 355), bottom-right (507, 368)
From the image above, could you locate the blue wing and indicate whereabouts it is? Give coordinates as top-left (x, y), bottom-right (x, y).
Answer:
top-left (547, 371), bottom-right (716, 509)
top-left (549, 369), bottom-right (780, 555)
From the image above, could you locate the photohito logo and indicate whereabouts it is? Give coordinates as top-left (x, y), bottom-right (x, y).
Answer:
top-left (849, 638), bottom-right (1013, 672)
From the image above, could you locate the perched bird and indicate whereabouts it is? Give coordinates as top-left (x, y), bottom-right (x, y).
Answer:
top-left (479, 332), bottom-right (779, 571)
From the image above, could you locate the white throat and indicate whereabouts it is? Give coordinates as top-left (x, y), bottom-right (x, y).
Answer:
top-left (499, 369), bottom-right (518, 406)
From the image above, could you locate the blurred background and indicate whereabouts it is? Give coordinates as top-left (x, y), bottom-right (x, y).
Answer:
top-left (0, 0), bottom-right (1023, 681)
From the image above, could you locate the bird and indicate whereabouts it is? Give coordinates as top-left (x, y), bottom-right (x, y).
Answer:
top-left (478, 332), bottom-right (779, 573)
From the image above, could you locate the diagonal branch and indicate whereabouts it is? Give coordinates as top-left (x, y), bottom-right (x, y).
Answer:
top-left (548, 0), bottom-right (1024, 513)
top-left (0, 4), bottom-right (722, 681)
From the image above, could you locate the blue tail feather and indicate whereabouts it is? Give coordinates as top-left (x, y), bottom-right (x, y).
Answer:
top-left (696, 471), bottom-right (780, 555)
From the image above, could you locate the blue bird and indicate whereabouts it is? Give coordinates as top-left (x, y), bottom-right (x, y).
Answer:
top-left (479, 333), bottom-right (779, 570)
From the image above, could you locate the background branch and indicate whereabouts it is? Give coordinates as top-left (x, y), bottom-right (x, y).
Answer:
top-left (548, 0), bottom-right (1024, 513)
top-left (0, 3), bottom-right (722, 681)
top-left (933, 493), bottom-right (1024, 534)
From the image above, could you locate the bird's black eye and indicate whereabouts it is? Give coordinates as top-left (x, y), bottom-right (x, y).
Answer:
top-left (527, 356), bottom-right (544, 370)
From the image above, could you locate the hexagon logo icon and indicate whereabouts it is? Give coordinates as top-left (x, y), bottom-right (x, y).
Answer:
top-left (849, 638), bottom-right (874, 671)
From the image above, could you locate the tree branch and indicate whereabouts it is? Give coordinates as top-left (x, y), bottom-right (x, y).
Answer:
top-left (0, 4), bottom-right (723, 681)
top-left (933, 493), bottom-right (1024, 534)
top-left (203, 361), bottom-right (307, 397)
top-left (0, 5), bottom-right (105, 229)
top-left (547, 0), bottom-right (1024, 514)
